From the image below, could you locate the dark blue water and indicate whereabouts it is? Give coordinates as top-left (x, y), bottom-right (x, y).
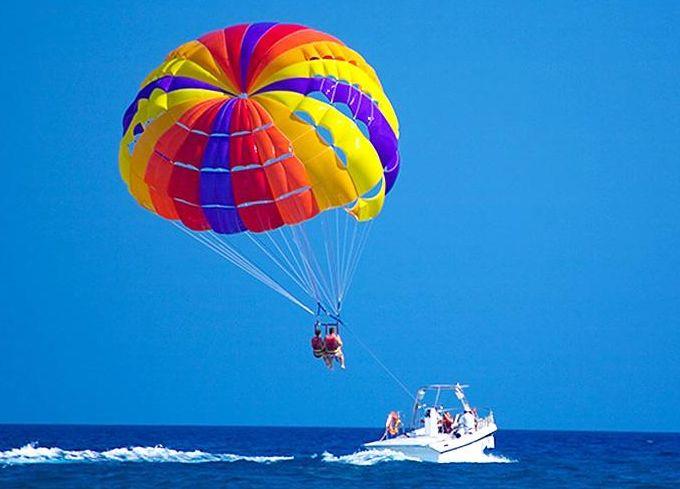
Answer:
top-left (0, 425), bottom-right (678, 488)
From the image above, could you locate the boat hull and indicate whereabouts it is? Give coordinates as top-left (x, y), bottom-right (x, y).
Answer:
top-left (364, 423), bottom-right (497, 463)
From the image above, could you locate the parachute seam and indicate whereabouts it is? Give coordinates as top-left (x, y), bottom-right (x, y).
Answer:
top-left (165, 152), bottom-right (294, 172)
top-left (175, 120), bottom-right (273, 137)
top-left (194, 37), bottom-right (242, 94)
top-left (174, 185), bottom-right (310, 209)
top-left (248, 30), bottom-right (333, 87)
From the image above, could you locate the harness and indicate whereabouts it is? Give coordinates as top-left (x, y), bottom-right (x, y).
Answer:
top-left (311, 335), bottom-right (325, 357)
top-left (313, 303), bottom-right (343, 355)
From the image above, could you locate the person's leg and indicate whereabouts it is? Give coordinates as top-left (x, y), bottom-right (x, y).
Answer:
top-left (337, 351), bottom-right (346, 369)
top-left (324, 355), bottom-right (333, 369)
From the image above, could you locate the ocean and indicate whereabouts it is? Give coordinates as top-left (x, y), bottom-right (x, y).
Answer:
top-left (0, 425), bottom-right (678, 488)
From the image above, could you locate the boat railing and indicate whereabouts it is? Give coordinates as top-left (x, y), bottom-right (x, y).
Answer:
top-left (475, 411), bottom-right (495, 430)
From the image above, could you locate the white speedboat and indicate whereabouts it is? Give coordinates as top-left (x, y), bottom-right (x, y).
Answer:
top-left (364, 383), bottom-right (497, 463)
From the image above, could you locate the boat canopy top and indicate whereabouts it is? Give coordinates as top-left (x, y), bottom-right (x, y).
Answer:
top-left (410, 383), bottom-right (474, 428)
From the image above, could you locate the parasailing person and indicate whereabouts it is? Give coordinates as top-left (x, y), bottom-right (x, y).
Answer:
top-left (310, 324), bottom-right (332, 368)
top-left (324, 326), bottom-right (345, 369)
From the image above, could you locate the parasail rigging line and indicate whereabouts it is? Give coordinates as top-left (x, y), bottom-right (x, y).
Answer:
top-left (341, 320), bottom-right (416, 402)
top-left (172, 200), bottom-right (374, 321)
top-left (340, 218), bottom-right (361, 300)
top-left (321, 213), bottom-right (339, 307)
top-left (290, 223), bottom-right (337, 312)
top-left (245, 232), bottom-right (312, 297)
top-left (261, 229), bottom-right (313, 296)
top-left (173, 222), bottom-right (314, 315)
top-left (274, 227), bottom-right (318, 299)
top-left (342, 220), bottom-right (373, 303)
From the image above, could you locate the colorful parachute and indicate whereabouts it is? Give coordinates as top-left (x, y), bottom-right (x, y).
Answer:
top-left (119, 23), bottom-right (400, 317)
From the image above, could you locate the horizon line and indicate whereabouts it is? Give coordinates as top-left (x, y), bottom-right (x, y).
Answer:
top-left (0, 422), bottom-right (678, 436)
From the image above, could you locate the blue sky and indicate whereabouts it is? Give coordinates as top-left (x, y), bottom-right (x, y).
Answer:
top-left (2, 1), bottom-right (679, 432)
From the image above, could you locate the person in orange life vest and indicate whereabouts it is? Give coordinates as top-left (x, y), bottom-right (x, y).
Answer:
top-left (324, 326), bottom-right (345, 369)
top-left (311, 327), bottom-right (332, 368)
top-left (384, 411), bottom-right (402, 439)
top-left (441, 411), bottom-right (454, 434)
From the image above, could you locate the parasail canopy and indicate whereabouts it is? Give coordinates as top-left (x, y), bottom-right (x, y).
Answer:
top-left (119, 23), bottom-right (400, 318)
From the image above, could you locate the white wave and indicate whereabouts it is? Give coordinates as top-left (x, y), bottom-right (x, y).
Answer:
top-left (445, 452), bottom-right (516, 464)
top-left (321, 449), bottom-right (421, 466)
top-left (321, 449), bottom-right (515, 465)
top-left (0, 443), bottom-right (293, 466)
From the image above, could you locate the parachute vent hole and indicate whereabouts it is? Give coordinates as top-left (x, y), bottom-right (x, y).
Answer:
top-left (316, 126), bottom-right (334, 146)
top-left (293, 110), bottom-right (315, 126)
top-left (345, 199), bottom-right (359, 212)
top-left (334, 147), bottom-right (348, 167)
top-left (333, 102), bottom-right (354, 120)
top-left (128, 132), bottom-right (143, 155)
top-left (307, 55), bottom-right (350, 63)
top-left (309, 90), bottom-right (331, 103)
top-left (354, 118), bottom-right (370, 138)
top-left (362, 179), bottom-right (384, 200)
top-left (330, 101), bottom-right (370, 137)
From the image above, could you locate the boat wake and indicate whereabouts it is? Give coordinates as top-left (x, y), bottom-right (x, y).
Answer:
top-left (1, 444), bottom-right (514, 467)
top-left (321, 449), bottom-right (421, 465)
top-left (321, 449), bottom-right (515, 465)
top-left (0, 443), bottom-right (293, 466)
top-left (453, 452), bottom-right (516, 464)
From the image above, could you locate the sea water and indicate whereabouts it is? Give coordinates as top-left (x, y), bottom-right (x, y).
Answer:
top-left (0, 425), bottom-right (677, 488)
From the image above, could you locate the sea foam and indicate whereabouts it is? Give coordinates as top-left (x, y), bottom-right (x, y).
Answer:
top-left (0, 443), bottom-right (293, 466)
top-left (452, 452), bottom-right (516, 464)
top-left (321, 449), bottom-right (421, 465)
top-left (321, 448), bottom-right (515, 465)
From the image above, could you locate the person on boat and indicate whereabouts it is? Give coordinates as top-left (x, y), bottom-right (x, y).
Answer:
top-left (311, 327), bottom-right (332, 368)
top-left (459, 409), bottom-right (476, 434)
top-left (383, 411), bottom-right (402, 439)
top-left (441, 411), bottom-right (454, 434)
top-left (324, 326), bottom-right (345, 369)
